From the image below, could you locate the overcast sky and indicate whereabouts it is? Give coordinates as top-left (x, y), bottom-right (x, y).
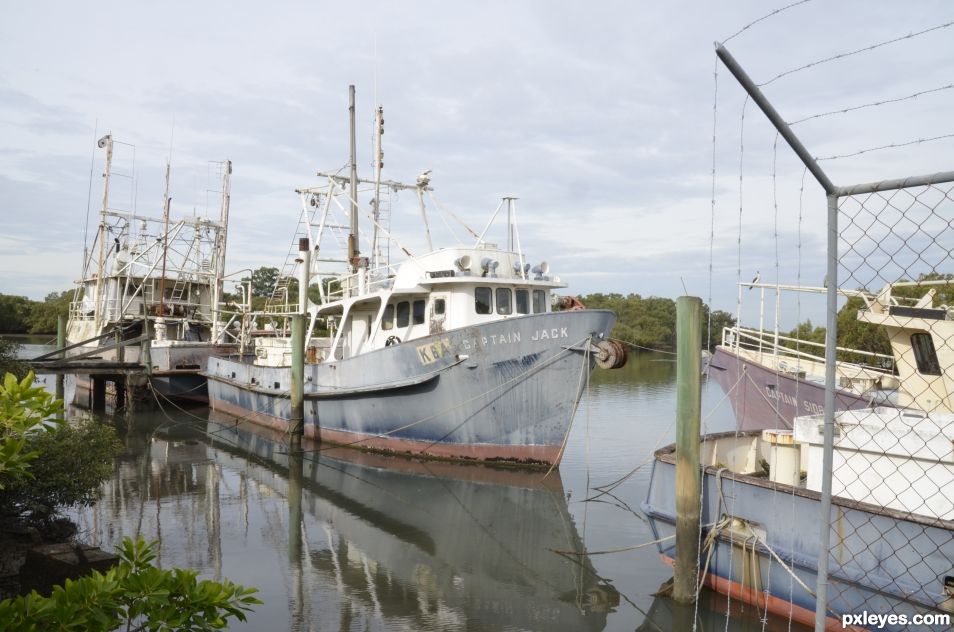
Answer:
top-left (2, 1), bottom-right (953, 326)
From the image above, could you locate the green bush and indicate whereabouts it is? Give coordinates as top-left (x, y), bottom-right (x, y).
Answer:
top-left (0, 339), bottom-right (28, 383)
top-left (0, 415), bottom-right (121, 523)
top-left (0, 536), bottom-right (261, 631)
top-left (0, 372), bottom-right (62, 487)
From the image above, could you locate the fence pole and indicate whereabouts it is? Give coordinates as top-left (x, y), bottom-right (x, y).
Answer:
top-left (674, 296), bottom-right (702, 604)
top-left (814, 193), bottom-right (839, 630)
top-left (290, 314), bottom-right (305, 452)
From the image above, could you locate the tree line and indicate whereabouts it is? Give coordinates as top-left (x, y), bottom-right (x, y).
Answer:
top-left (578, 293), bottom-right (736, 351)
top-left (0, 290), bottom-right (74, 335)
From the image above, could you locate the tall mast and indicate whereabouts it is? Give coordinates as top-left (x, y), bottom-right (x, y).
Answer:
top-left (158, 162), bottom-right (171, 317)
top-left (372, 105), bottom-right (384, 269)
top-left (348, 85), bottom-right (359, 273)
top-left (211, 160), bottom-right (231, 341)
top-left (93, 134), bottom-right (113, 332)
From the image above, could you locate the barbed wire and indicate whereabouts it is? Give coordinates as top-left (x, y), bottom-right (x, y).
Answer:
top-left (721, 0), bottom-right (813, 45)
top-left (759, 20), bottom-right (954, 87)
top-left (816, 132), bottom-right (954, 161)
top-left (789, 83), bottom-right (954, 125)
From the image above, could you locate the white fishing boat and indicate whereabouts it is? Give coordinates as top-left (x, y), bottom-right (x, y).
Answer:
top-left (708, 280), bottom-right (954, 430)
top-left (61, 135), bottom-right (238, 402)
top-left (644, 404), bottom-right (954, 629)
top-left (205, 88), bottom-right (627, 466)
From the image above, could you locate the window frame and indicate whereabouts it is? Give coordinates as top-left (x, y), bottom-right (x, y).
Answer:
top-left (911, 332), bottom-right (941, 375)
top-left (475, 287), bottom-right (492, 314)
top-left (412, 299), bottom-right (426, 325)
top-left (496, 287), bottom-right (512, 315)
top-left (532, 290), bottom-right (547, 314)
top-left (515, 289), bottom-right (529, 314)
top-left (396, 301), bottom-right (410, 328)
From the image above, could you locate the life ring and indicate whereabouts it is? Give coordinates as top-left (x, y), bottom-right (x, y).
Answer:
top-left (386, 335), bottom-right (402, 347)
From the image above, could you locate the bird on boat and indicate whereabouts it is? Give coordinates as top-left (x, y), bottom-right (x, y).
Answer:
top-left (749, 271), bottom-right (760, 289)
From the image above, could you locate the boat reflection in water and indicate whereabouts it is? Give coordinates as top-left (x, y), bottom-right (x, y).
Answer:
top-left (72, 411), bottom-right (618, 631)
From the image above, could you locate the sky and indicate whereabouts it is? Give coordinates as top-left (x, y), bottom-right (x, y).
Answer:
top-left (2, 1), bottom-right (953, 327)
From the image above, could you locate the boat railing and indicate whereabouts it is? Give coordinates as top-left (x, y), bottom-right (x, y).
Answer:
top-left (721, 325), bottom-right (895, 375)
top-left (324, 264), bottom-right (398, 302)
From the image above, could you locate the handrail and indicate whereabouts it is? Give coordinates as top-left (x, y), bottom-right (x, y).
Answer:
top-left (721, 325), bottom-right (895, 372)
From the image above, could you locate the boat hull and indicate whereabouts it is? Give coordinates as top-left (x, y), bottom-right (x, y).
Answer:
top-left (708, 346), bottom-right (874, 431)
top-left (642, 433), bottom-right (954, 629)
top-left (205, 310), bottom-right (616, 465)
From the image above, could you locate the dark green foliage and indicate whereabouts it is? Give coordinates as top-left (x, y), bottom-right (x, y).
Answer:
top-left (0, 294), bottom-right (32, 333)
top-left (27, 291), bottom-right (74, 335)
top-left (0, 290), bottom-right (74, 334)
top-left (242, 266), bottom-right (280, 298)
top-left (836, 296), bottom-right (891, 362)
top-left (0, 415), bottom-right (121, 523)
top-left (0, 536), bottom-right (261, 631)
top-left (578, 293), bottom-right (735, 350)
top-left (0, 338), bottom-right (28, 381)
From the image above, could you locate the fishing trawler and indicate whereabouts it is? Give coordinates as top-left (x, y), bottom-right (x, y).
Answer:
top-left (205, 87), bottom-right (627, 465)
top-left (651, 285), bottom-right (954, 623)
top-left (62, 135), bottom-right (238, 402)
top-left (643, 405), bottom-right (954, 629)
top-left (707, 279), bottom-right (954, 430)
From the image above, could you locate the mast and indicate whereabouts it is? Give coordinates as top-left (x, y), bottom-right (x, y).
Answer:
top-left (158, 162), bottom-right (171, 317)
top-left (93, 134), bottom-right (113, 333)
top-left (348, 85), bottom-right (359, 273)
top-left (211, 160), bottom-right (232, 341)
top-left (372, 105), bottom-right (384, 269)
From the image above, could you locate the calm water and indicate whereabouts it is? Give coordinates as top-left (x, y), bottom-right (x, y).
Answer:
top-left (16, 341), bottom-right (808, 631)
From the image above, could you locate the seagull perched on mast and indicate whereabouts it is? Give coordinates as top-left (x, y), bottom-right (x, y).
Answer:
top-left (749, 271), bottom-right (760, 289)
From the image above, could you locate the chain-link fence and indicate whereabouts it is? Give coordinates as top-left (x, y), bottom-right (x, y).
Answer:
top-left (714, 44), bottom-right (954, 631)
top-left (816, 181), bottom-right (954, 623)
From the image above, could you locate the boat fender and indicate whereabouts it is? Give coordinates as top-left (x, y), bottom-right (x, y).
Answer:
top-left (386, 335), bottom-right (402, 347)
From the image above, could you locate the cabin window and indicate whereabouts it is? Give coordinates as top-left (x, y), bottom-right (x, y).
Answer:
top-left (475, 287), bottom-right (492, 314)
top-left (515, 289), bottom-right (529, 314)
top-left (396, 301), bottom-right (410, 327)
top-left (382, 304), bottom-right (394, 330)
top-left (911, 333), bottom-right (941, 375)
top-left (434, 298), bottom-right (446, 315)
top-left (532, 290), bottom-right (547, 313)
top-left (496, 288), bottom-right (512, 315)
top-left (413, 300), bottom-right (426, 325)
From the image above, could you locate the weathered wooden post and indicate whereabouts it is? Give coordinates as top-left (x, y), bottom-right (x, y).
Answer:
top-left (673, 295), bottom-right (702, 604)
top-left (290, 314), bottom-right (305, 453)
top-left (91, 378), bottom-right (106, 411)
top-left (55, 315), bottom-right (66, 416)
top-left (288, 448), bottom-right (303, 562)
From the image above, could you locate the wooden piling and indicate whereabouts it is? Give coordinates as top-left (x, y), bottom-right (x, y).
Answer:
top-left (55, 315), bottom-right (66, 415)
top-left (288, 448), bottom-right (303, 563)
top-left (673, 296), bottom-right (702, 604)
top-left (91, 377), bottom-right (106, 411)
top-left (290, 314), bottom-right (305, 452)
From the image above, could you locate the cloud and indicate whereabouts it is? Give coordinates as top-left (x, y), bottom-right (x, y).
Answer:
top-left (1, 0), bottom-right (953, 307)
